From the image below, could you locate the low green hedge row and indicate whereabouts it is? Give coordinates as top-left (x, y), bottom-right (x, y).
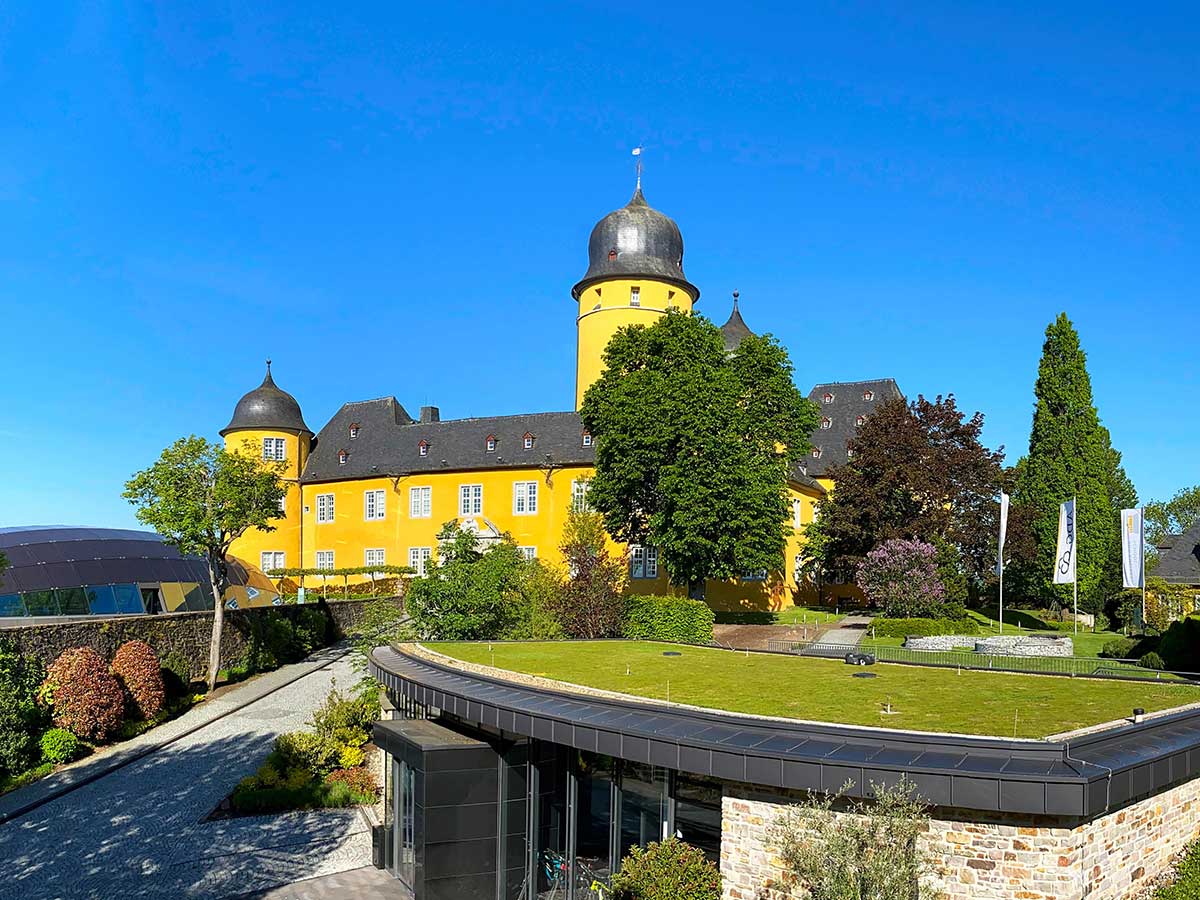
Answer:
top-left (622, 596), bottom-right (715, 645)
top-left (871, 617), bottom-right (981, 638)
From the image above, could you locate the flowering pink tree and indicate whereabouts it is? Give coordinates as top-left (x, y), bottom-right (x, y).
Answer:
top-left (856, 538), bottom-right (947, 618)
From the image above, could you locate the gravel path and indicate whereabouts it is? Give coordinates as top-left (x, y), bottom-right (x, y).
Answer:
top-left (0, 655), bottom-right (371, 900)
top-left (814, 614), bottom-right (872, 647)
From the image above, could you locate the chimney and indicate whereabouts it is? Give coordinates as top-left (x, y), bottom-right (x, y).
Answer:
top-left (419, 406), bottom-right (440, 424)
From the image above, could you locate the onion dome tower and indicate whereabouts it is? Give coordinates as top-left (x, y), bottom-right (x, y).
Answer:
top-left (719, 290), bottom-right (756, 352)
top-left (571, 183), bottom-right (700, 408)
top-left (220, 362), bottom-right (311, 575)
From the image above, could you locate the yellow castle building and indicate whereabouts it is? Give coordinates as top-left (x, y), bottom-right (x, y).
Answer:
top-left (222, 184), bottom-right (898, 611)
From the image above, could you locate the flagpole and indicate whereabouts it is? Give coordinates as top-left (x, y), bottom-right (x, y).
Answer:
top-left (1073, 494), bottom-right (1079, 636)
top-left (1141, 505), bottom-right (1147, 634)
top-left (999, 559), bottom-right (1004, 635)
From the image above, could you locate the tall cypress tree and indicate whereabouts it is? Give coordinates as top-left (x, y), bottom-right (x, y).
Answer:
top-left (1013, 314), bottom-right (1114, 611)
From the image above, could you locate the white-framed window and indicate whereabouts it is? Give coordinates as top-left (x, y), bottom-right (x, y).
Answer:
top-left (792, 499), bottom-right (803, 528)
top-left (459, 484), bottom-right (483, 516)
top-left (518, 546), bottom-right (537, 561)
top-left (741, 569), bottom-right (768, 582)
top-left (630, 286), bottom-right (641, 307)
top-left (855, 415), bottom-right (865, 426)
top-left (316, 493), bottom-right (335, 523)
top-left (630, 545), bottom-right (658, 579)
top-left (364, 489), bottom-right (386, 521)
top-left (276, 495), bottom-right (287, 516)
top-left (820, 418), bottom-right (832, 430)
top-left (262, 437), bottom-right (286, 461)
top-left (338, 449), bottom-right (348, 465)
top-left (408, 546), bottom-right (432, 576)
top-left (513, 481), bottom-right (538, 515)
top-left (811, 448), bottom-right (822, 459)
top-left (486, 435), bottom-right (497, 452)
top-left (364, 548), bottom-right (386, 568)
top-left (813, 502), bottom-right (821, 521)
top-left (582, 431), bottom-right (592, 447)
top-left (260, 551), bottom-right (285, 573)
top-left (349, 423), bottom-right (360, 439)
top-left (823, 392), bottom-right (834, 404)
top-left (863, 390), bottom-right (875, 401)
top-left (847, 448), bottom-right (856, 459)
top-left (418, 440), bottom-right (429, 457)
top-left (315, 550), bottom-right (335, 570)
top-left (571, 479), bottom-right (591, 512)
top-left (523, 433), bottom-right (534, 450)
top-left (409, 486), bottom-right (432, 518)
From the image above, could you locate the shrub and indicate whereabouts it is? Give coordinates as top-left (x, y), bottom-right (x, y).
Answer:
top-left (40, 647), bottom-right (125, 742)
top-left (325, 766), bottom-right (378, 797)
top-left (309, 683), bottom-right (376, 740)
top-left (871, 617), bottom-right (980, 639)
top-left (270, 731), bottom-right (342, 778)
top-left (1101, 638), bottom-right (1137, 660)
top-left (551, 506), bottom-right (627, 639)
top-left (0, 639), bottom-right (47, 777)
top-left (622, 595), bottom-right (715, 644)
top-left (111, 640), bottom-right (166, 721)
top-left (856, 539), bottom-right (948, 619)
top-left (610, 837), bottom-right (720, 900)
top-left (39, 728), bottom-right (80, 765)
top-left (1159, 617), bottom-right (1200, 673)
top-left (1139, 652), bottom-right (1166, 670)
top-left (337, 744), bottom-right (366, 769)
top-left (159, 651), bottom-right (193, 701)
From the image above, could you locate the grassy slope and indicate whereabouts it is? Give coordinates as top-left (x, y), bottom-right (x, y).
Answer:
top-left (714, 606), bottom-right (845, 626)
top-left (428, 641), bottom-right (1196, 739)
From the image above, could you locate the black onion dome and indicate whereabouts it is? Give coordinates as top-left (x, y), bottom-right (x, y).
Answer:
top-left (720, 291), bottom-right (755, 352)
top-left (221, 363), bottom-right (312, 436)
top-left (572, 187), bottom-right (699, 301)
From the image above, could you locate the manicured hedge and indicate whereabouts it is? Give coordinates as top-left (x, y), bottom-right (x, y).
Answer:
top-left (622, 596), bottom-right (715, 645)
top-left (871, 617), bottom-right (980, 639)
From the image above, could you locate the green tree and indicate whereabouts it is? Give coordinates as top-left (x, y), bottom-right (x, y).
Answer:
top-left (124, 436), bottom-right (286, 691)
top-left (550, 503), bottom-right (627, 638)
top-left (1012, 314), bottom-right (1125, 614)
top-left (580, 310), bottom-right (818, 599)
top-left (1146, 485), bottom-right (1200, 544)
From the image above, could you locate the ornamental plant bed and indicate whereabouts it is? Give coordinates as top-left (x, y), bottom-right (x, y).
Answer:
top-left (428, 640), bottom-right (1200, 739)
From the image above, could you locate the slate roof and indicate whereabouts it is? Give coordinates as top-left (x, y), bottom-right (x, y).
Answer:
top-left (222, 363), bottom-right (312, 436)
top-left (1152, 521), bottom-right (1200, 585)
top-left (806, 378), bottom-right (904, 477)
top-left (719, 293), bottom-right (755, 352)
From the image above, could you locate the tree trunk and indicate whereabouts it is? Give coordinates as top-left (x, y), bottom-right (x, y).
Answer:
top-left (205, 557), bottom-right (225, 693)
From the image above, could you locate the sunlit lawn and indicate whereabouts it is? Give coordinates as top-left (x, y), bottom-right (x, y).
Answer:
top-left (427, 640), bottom-right (1196, 739)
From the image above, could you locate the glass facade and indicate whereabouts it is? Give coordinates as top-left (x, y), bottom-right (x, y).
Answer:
top-left (0, 584), bottom-right (149, 617)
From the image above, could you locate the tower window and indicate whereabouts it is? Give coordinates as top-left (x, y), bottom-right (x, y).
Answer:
top-left (523, 432), bottom-right (534, 450)
top-left (630, 286), bottom-right (640, 307)
top-left (485, 435), bottom-right (496, 452)
top-left (338, 449), bottom-right (348, 465)
top-left (820, 418), bottom-right (832, 430)
top-left (262, 437), bottom-right (286, 461)
top-left (418, 440), bottom-right (429, 457)
top-left (349, 423), bottom-right (360, 439)
top-left (608, 248), bottom-right (617, 261)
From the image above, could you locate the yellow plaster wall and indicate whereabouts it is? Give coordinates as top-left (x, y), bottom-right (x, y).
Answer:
top-left (224, 429), bottom-right (308, 573)
top-left (575, 277), bottom-right (695, 408)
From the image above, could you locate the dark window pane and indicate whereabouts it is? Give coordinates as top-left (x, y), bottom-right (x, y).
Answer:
top-left (575, 752), bottom-right (615, 894)
top-left (23, 590), bottom-right (59, 616)
top-left (113, 584), bottom-right (145, 614)
top-left (673, 773), bottom-right (723, 864)
top-left (619, 762), bottom-right (667, 862)
top-left (182, 583), bottom-right (210, 611)
top-left (57, 586), bottom-right (89, 616)
top-left (86, 585), bottom-right (118, 615)
top-left (0, 594), bottom-right (25, 616)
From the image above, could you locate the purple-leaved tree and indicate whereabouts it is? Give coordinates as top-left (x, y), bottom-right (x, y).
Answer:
top-left (856, 538), bottom-right (948, 618)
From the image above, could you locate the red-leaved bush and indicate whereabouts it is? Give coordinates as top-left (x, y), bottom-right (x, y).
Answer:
top-left (40, 647), bottom-right (125, 742)
top-left (325, 766), bottom-right (378, 797)
top-left (111, 640), bottom-right (165, 721)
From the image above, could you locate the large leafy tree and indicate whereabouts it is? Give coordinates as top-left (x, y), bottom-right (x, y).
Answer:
top-left (1012, 314), bottom-right (1124, 612)
top-left (580, 310), bottom-right (818, 598)
top-left (1146, 485), bottom-right (1200, 544)
top-left (124, 436), bottom-right (286, 691)
top-left (806, 394), bottom-right (1004, 590)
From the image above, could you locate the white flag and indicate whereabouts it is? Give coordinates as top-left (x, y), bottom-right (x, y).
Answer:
top-left (1121, 507), bottom-right (1144, 589)
top-left (997, 493), bottom-right (1010, 575)
top-left (1053, 499), bottom-right (1077, 585)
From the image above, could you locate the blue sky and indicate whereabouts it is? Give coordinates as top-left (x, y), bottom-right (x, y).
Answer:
top-left (1, 3), bottom-right (1196, 529)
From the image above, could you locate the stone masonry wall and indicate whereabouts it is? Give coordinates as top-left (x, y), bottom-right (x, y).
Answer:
top-left (721, 776), bottom-right (1200, 900)
top-left (0, 598), bottom-right (388, 679)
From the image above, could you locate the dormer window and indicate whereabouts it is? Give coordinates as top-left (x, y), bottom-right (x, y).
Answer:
top-left (523, 432), bottom-right (535, 450)
top-left (823, 392), bottom-right (834, 404)
top-left (349, 423), bottom-right (360, 439)
top-left (847, 448), bottom-right (856, 459)
top-left (820, 418), bottom-right (832, 430)
top-left (863, 390), bottom-right (875, 401)
top-left (812, 448), bottom-right (822, 458)
top-left (608, 248), bottom-right (617, 261)
top-left (630, 286), bottom-right (640, 307)
top-left (582, 431), bottom-right (593, 448)
top-left (338, 449), bottom-right (348, 466)
top-left (485, 435), bottom-right (496, 452)
top-left (418, 440), bottom-right (429, 458)
top-left (855, 415), bottom-right (866, 427)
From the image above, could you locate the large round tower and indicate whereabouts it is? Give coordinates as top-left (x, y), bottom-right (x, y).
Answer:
top-left (572, 186), bottom-right (699, 408)
top-left (220, 362), bottom-right (312, 575)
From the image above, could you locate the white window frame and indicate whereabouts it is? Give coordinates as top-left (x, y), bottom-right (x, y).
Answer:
top-left (409, 486), bottom-right (432, 518)
top-left (349, 424), bottom-right (360, 439)
top-left (571, 479), bottom-right (591, 513)
top-left (582, 432), bottom-right (592, 447)
top-left (630, 545), bottom-right (658, 579)
top-left (364, 548), bottom-right (386, 569)
top-left (276, 495), bottom-right (287, 516)
top-left (260, 551), bottom-right (285, 573)
top-left (418, 442), bottom-right (428, 457)
top-left (792, 499), bottom-right (803, 528)
top-left (458, 484), bottom-right (483, 516)
top-left (338, 450), bottom-right (348, 465)
top-left (364, 489), bottom-right (387, 521)
top-left (316, 493), bottom-right (335, 524)
top-left (262, 437), bottom-right (286, 461)
top-left (513, 481), bottom-right (538, 515)
top-left (630, 286), bottom-right (641, 307)
top-left (408, 546), bottom-right (432, 576)
top-left (486, 436), bottom-right (496, 452)
top-left (518, 546), bottom-right (537, 561)
top-left (315, 550), bottom-right (335, 570)
top-left (820, 418), bottom-right (832, 430)
top-left (741, 569), bottom-right (768, 582)
top-left (523, 434), bottom-right (534, 450)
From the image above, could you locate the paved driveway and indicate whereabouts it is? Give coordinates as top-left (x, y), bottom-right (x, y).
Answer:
top-left (0, 655), bottom-right (371, 900)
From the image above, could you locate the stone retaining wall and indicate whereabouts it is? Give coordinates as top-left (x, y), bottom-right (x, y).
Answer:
top-left (903, 635), bottom-right (978, 651)
top-left (0, 598), bottom-right (391, 678)
top-left (974, 634), bottom-right (1073, 657)
top-left (720, 775), bottom-right (1200, 899)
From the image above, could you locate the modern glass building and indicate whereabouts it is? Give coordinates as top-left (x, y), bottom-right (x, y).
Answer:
top-left (0, 526), bottom-right (279, 619)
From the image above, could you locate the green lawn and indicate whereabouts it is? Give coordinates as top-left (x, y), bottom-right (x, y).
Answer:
top-left (859, 609), bottom-right (1126, 658)
top-left (427, 640), bottom-right (1197, 739)
top-left (714, 606), bottom-right (845, 626)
